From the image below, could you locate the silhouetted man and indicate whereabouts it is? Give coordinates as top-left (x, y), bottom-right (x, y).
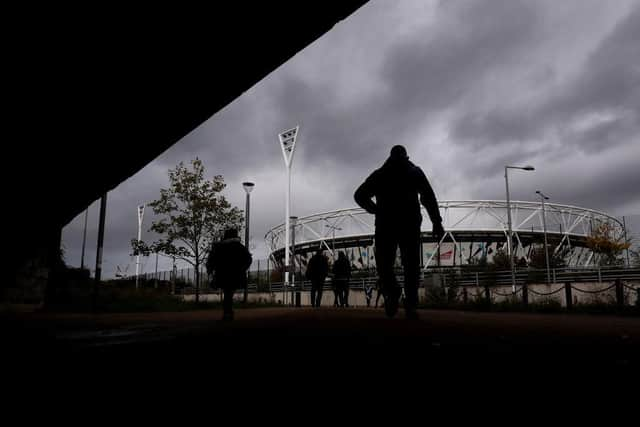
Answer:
top-left (354, 145), bottom-right (444, 319)
top-left (306, 249), bottom-right (329, 307)
top-left (332, 251), bottom-right (351, 307)
top-left (206, 228), bottom-right (252, 321)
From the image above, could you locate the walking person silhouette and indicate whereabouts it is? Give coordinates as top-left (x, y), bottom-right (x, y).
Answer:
top-left (354, 145), bottom-right (444, 319)
top-left (306, 249), bottom-right (329, 307)
top-left (332, 251), bottom-right (351, 307)
top-left (206, 228), bottom-right (252, 321)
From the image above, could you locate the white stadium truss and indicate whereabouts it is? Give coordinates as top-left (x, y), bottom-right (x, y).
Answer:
top-left (265, 200), bottom-right (625, 269)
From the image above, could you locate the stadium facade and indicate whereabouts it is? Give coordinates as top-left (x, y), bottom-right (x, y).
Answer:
top-left (265, 200), bottom-right (626, 272)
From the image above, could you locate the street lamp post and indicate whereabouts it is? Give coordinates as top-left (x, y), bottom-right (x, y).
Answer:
top-left (622, 216), bottom-right (631, 268)
top-left (93, 192), bottom-right (108, 311)
top-left (536, 190), bottom-right (551, 284)
top-left (243, 182), bottom-right (255, 303)
top-left (135, 204), bottom-right (145, 290)
top-left (505, 165), bottom-right (535, 293)
top-left (154, 251), bottom-right (159, 289)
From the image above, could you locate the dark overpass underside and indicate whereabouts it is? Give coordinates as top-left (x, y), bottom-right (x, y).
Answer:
top-left (9, 2), bottom-right (368, 290)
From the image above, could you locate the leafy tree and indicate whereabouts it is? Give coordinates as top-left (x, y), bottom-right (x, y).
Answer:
top-left (585, 222), bottom-right (630, 266)
top-left (131, 158), bottom-right (243, 302)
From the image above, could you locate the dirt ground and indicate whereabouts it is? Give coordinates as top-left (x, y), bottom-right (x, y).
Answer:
top-left (5, 306), bottom-right (637, 409)
top-left (2, 306), bottom-right (639, 396)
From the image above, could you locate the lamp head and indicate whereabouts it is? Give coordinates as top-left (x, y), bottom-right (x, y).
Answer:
top-left (242, 182), bottom-right (255, 194)
top-left (536, 190), bottom-right (549, 200)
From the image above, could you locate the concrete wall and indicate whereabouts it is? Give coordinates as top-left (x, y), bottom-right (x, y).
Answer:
top-left (454, 281), bottom-right (640, 306)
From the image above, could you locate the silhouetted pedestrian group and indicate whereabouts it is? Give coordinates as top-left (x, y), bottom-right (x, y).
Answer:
top-left (306, 249), bottom-right (352, 308)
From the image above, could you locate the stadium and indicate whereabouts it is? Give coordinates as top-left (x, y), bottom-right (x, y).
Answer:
top-left (265, 200), bottom-right (626, 273)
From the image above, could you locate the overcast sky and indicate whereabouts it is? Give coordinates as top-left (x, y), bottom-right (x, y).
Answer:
top-left (63, 0), bottom-right (640, 277)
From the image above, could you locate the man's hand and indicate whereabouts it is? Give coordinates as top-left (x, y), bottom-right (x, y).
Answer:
top-left (432, 222), bottom-right (445, 242)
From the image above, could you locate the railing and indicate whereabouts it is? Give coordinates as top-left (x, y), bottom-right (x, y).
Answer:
top-left (256, 267), bottom-right (640, 288)
top-left (453, 267), bottom-right (640, 286)
top-left (157, 265), bottom-right (640, 309)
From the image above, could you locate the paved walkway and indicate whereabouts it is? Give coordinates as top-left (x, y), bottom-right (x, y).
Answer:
top-left (5, 307), bottom-right (638, 404)
top-left (3, 307), bottom-right (637, 357)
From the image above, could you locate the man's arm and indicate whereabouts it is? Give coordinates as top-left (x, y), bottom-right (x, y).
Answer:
top-left (354, 172), bottom-right (378, 215)
top-left (416, 168), bottom-right (442, 223)
top-left (416, 168), bottom-right (444, 240)
top-left (243, 247), bottom-right (253, 271)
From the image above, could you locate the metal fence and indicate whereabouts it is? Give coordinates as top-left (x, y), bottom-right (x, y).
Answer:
top-left (128, 258), bottom-right (277, 288)
top-left (127, 263), bottom-right (640, 307)
top-left (452, 266), bottom-right (640, 286)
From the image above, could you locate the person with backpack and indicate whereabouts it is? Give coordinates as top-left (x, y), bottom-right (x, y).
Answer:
top-left (206, 228), bottom-right (252, 321)
top-left (354, 145), bottom-right (444, 319)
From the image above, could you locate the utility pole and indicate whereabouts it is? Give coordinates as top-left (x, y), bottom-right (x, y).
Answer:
top-left (243, 182), bottom-right (255, 302)
top-left (93, 193), bottom-right (107, 311)
top-left (80, 207), bottom-right (88, 270)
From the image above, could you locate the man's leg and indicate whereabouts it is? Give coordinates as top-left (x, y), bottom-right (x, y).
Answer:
top-left (375, 227), bottom-right (399, 317)
top-left (222, 287), bottom-right (234, 320)
top-left (344, 285), bottom-right (350, 307)
top-left (316, 283), bottom-right (323, 307)
top-left (399, 225), bottom-right (421, 319)
top-left (310, 287), bottom-right (317, 307)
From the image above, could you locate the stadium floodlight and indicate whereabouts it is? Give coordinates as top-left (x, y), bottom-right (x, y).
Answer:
top-left (278, 126), bottom-right (299, 293)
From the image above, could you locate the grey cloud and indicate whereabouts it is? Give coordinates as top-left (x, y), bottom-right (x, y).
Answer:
top-left (381, 0), bottom-right (541, 117)
top-left (567, 112), bottom-right (639, 153)
top-left (62, 0), bottom-right (640, 277)
top-left (468, 147), bottom-right (640, 216)
top-left (450, 3), bottom-right (640, 155)
top-left (453, 109), bottom-right (540, 150)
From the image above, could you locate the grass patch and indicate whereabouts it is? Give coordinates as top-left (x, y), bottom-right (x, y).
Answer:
top-left (41, 287), bottom-right (283, 313)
